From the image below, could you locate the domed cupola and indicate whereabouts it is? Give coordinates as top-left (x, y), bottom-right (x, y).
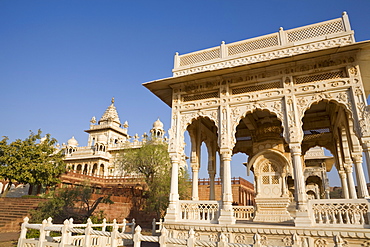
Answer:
top-left (150, 118), bottom-right (165, 138)
top-left (67, 136), bottom-right (79, 147)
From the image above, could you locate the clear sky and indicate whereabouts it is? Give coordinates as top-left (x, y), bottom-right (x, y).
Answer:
top-left (1, 0), bottom-right (370, 185)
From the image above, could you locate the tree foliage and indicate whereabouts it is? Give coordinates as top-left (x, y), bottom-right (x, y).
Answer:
top-left (118, 141), bottom-right (189, 218)
top-left (0, 130), bottom-right (65, 192)
top-left (31, 184), bottom-right (113, 224)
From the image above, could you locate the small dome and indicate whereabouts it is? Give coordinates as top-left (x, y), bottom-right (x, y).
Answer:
top-left (97, 134), bottom-right (108, 143)
top-left (67, 136), bottom-right (78, 147)
top-left (153, 118), bottom-right (164, 129)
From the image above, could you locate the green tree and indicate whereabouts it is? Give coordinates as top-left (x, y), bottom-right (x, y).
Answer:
top-left (118, 141), bottom-right (189, 218)
top-left (0, 129), bottom-right (65, 196)
top-left (31, 184), bottom-right (113, 224)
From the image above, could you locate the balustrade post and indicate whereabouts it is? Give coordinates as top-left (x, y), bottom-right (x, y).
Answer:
top-left (17, 217), bottom-right (29, 247)
top-left (102, 218), bottom-right (107, 232)
top-left (278, 27), bottom-right (287, 45)
top-left (133, 226), bottom-right (142, 247)
top-left (67, 218), bottom-right (74, 243)
top-left (46, 217), bottom-right (52, 239)
top-left (59, 219), bottom-right (70, 247)
top-left (37, 219), bottom-right (47, 247)
top-left (174, 52), bottom-right (180, 69)
top-left (122, 219), bottom-right (126, 233)
top-left (110, 219), bottom-right (119, 247)
top-left (83, 219), bottom-right (92, 247)
top-left (187, 228), bottom-right (195, 247)
top-left (159, 227), bottom-right (168, 247)
top-left (220, 41), bottom-right (227, 58)
top-left (342, 11), bottom-right (352, 32)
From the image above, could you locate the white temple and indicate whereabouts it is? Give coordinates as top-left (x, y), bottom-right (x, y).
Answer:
top-left (63, 98), bottom-right (167, 177)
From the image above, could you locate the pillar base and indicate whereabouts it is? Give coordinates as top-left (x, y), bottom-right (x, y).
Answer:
top-left (164, 203), bottom-right (178, 223)
top-left (294, 210), bottom-right (312, 227)
top-left (253, 197), bottom-right (293, 223)
top-left (218, 209), bottom-right (236, 225)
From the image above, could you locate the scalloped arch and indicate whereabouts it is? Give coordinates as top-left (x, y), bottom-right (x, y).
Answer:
top-left (231, 106), bottom-right (286, 147)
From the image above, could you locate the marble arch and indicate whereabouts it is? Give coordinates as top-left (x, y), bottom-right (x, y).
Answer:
top-left (231, 107), bottom-right (286, 149)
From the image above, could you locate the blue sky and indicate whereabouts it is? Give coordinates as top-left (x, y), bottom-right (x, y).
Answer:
top-left (1, 1), bottom-right (370, 184)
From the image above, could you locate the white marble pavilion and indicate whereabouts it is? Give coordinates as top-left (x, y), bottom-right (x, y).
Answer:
top-left (144, 13), bottom-right (370, 246)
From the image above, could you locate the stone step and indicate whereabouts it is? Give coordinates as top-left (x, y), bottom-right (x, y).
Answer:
top-left (0, 198), bottom-right (46, 233)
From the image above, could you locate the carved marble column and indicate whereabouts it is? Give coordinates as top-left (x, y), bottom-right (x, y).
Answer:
top-left (289, 144), bottom-right (307, 210)
top-left (165, 154), bottom-right (180, 222)
top-left (290, 144), bottom-right (311, 226)
top-left (352, 154), bottom-right (369, 198)
top-left (361, 140), bottom-right (370, 181)
top-left (218, 150), bottom-right (235, 224)
top-left (344, 164), bottom-right (357, 199)
top-left (208, 169), bottom-right (216, 200)
top-left (191, 164), bottom-right (199, 200)
top-left (338, 170), bottom-right (349, 199)
top-left (207, 143), bottom-right (216, 200)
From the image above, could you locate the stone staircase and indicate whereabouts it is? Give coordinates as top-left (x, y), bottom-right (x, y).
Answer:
top-left (0, 198), bottom-right (45, 232)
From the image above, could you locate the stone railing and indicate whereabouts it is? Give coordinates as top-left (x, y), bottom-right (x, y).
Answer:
top-left (233, 206), bottom-right (254, 220)
top-left (19, 217), bottom-right (275, 247)
top-left (308, 199), bottom-right (370, 227)
top-left (17, 217), bottom-right (136, 247)
top-left (178, 201), bottom-right (255, 223)
top-left (179, 200), bottom-right (219, 223)
top-left (173, 12), bottom-right (353, 77)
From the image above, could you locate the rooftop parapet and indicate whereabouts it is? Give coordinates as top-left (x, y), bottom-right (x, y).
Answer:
top-left (173, 12), bottom-right (354, 77)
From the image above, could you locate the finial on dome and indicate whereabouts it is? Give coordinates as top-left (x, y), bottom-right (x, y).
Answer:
top-left (90, 116), bottom-right (96, 124)
top-left (111, 97), bottom-right (115, 104)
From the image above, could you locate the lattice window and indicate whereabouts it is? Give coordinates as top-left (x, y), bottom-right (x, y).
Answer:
top-left (262, 164), bottom-right (270, 172)
top-left (262, 176), bottom-right (269, 184)
top-left (294, 71), bottom-right (344, 84)
top-left (271, 176), bottom-right (279, 184)
top-left (180, 47), bottom-right (221, 67)
top-left (182, 91), bottom-right (219, 102)
top-left (287, 20), bottom-right (344, 43)
top-left (232, 81), bottom-right (281, 95)
top-left (227, 35), bottom-right (279, 56)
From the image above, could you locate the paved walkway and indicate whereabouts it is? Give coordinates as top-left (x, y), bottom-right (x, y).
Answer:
top-left (0, 232), bottom-right (19, 242)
